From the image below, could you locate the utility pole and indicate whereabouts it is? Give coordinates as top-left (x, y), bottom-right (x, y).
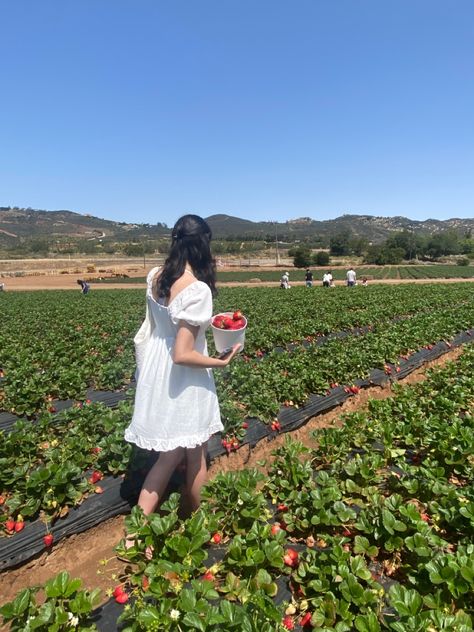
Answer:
top-left (275, 221), bottom-right (280, 265)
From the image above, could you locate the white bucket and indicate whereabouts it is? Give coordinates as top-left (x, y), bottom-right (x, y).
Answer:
top-left (211, 312), bottom-right (247, 353)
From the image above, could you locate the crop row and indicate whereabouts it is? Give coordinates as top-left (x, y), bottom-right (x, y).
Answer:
top-left (90, 265), bottom-right (474, 284)
top-left (218, 297), bottom-right (473, 426)
top-left (1, 284), bottom-right (473, 416)
top-left (2, 345), bottom-right (472, 631)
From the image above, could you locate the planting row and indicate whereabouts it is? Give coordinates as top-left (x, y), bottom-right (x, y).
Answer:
top-left (2, 345), bottom-right (473, 630)
top-left (90, 264), bottom-right (474, 284)
top-left (218, 297), bottom-right (473, 426)
top-left (1, 284), bottom-right (473, 415)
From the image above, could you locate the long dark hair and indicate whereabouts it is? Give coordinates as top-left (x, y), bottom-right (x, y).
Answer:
top-left (155, 214), bottom-right (217, 298)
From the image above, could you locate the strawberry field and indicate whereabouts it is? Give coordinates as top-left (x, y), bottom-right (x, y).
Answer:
top-left (90, 264), bottom-right (474, 284)
top-left (0, 284), bottom-right (473, 631)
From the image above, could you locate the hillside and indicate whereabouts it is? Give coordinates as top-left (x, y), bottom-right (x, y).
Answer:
top-left (205, 213), bottom-right (474, 242)
top-left (1, 207), bottom-right (473, 251)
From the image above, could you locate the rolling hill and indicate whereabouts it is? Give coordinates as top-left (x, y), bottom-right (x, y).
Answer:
top-left (1, 207), bottom-right (473, 251)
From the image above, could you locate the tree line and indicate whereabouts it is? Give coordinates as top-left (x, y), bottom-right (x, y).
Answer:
top-left (289, 229), bottom-right (474, 268)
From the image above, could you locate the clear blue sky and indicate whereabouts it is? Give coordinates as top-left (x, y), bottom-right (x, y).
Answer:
top-left (1, 1), bottom-right (473, 226)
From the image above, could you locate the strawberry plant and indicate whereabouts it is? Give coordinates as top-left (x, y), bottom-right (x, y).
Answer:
top-left (0, 571), bottom-right (100, 631)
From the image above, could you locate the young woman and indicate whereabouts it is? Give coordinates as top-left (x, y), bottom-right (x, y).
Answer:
top-left (124, 215), bottom-right (240, 528)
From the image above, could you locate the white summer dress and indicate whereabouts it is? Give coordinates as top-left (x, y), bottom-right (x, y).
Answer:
top-left (124, 267), bottom-right (223, 452)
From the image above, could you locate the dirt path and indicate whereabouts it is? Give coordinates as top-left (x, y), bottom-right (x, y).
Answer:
top-left (2, 275), bottom-right (474, 291)
top-left (0, 346), bottom-right (464, 607)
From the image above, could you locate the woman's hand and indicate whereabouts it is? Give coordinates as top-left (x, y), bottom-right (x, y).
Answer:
top-left (217, 343), bottom-right (242, 366)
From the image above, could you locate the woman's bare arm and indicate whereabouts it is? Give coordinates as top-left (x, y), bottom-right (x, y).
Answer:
top-left (172, 322), bottom-right (240, 368)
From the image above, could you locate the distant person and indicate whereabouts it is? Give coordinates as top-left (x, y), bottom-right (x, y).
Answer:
top-left (280, 271), bottom-right (290, 289)
top-left (361, 277), bottom-right (368, 287)
top-left (77, 279), bottom-right (90, 294)
top-left (305, 268), bottom-right (313, 287)
top-left (0, 282), bottom-right (5, 291)
top-left (346, 267), bottom-right (357, 287)
top-left (322, 271), bottom-right (333, 287)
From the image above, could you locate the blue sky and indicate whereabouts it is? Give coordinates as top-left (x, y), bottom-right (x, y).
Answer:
top-left (1, 1), bottom-right (473, 226)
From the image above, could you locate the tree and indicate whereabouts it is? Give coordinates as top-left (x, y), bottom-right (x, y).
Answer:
top-left (329, 232), bottom-right (351, 256)
top-left (364, 245), bottom-right (404, 265)
top-left (313, 251), bottom-right (330, 266)
top-left (348, 237), bottom-right (369, 257)
top-left (291, 246), bottom-right (312, 268)
top-left (425, 230), bottom-right (461, 259)
top-left (386, 231), bottom-right (425, 260)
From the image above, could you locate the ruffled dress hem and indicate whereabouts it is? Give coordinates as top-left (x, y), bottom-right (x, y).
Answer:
top-left (124, 423), bottom-right (223, 452)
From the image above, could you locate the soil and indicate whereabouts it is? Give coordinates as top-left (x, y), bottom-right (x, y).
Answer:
top-left (2, 273), bottom-right (474, 291)
top-left (0, 346), bottom-right (464, 610)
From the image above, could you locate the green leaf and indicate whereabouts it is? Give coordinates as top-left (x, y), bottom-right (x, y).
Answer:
top-left (354, 612), bottom-right (381, 632)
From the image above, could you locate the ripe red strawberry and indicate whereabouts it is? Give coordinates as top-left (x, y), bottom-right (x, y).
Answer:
top-left (113, 585), bottom-right (125, 598)
top-left (342, 528), bottom-right (352, 537)
top-left (48, 406), bottom-right (57, 413)
top-left (0, 495), bottom-right (5, 505)
top-left (350, 385), bottom-right (360, 394)
top-left (5, 519), bottom-right (15, 532)
top-left (271, 420), bottom-right (281, 431)
top-left (91, 447), bottom-right (102, 455)
top-left (420, 512), bottom-right (430, 522)
top-left (90, 471), bottom-right (103, 484)
top-left (14, 521), bottom-right (25, 532)
top-left (300, 612), bottom-right (313, 627)
top-left (43, 533), bottom-right (54, 547)
top-left (271, 523), bottom-right (282, 535)
top-left (223, 317), bottom-right (234, 329)
top-left (242, 421), bottom-right (249, 429)
top-left (233, 310), bottom-right (243, 320)
top-left (211, 533), bottom-right (222, 544)
top-left (115, 591), bottom-right (129, 604)
top-left (283, 548), bottom-right (299, 567)
top-left (202, 571), bottom-right (215, 581)
top-left (287, 548), bottom-right (299, 561)
top-left (282, 615), bottom-right (295, 629)
top-left (277, 503), bottom-right (288, 512)
top-left (212, 315), bottom-right (225, 328)
top-left (330, 382), bottom-right (339, 389)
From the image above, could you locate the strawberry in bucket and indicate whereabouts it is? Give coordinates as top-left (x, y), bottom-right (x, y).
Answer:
top-left (211, 310), bottom-right (247, 353)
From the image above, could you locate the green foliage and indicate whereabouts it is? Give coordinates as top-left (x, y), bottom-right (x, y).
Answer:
top-left (0, 572), bottom-right (100, 631)
top-left (289, 246), bottom-right (312, 268)
top-left (313, 250), bottom-right (330, 266)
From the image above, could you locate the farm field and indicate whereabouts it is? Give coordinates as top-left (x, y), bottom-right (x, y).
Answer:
top-left (88, 264), bottom-right (474, 284)
top-left (0, 284), bottom-right (473, 631)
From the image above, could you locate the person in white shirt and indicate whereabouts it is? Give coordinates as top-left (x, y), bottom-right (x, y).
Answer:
top-left (322, 272), bottom-right (332, 287)
top-left (280, 271), bottom-right (290, 289)
top-left (346, 267), bottom-right (357, 287)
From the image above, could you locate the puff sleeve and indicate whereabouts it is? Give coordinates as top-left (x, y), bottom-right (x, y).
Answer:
top-left (169, 282), bottom-right (213, 328)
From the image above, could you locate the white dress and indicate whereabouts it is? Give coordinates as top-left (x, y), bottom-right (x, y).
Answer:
top-left (124, 267), bottom-right (223, 452)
